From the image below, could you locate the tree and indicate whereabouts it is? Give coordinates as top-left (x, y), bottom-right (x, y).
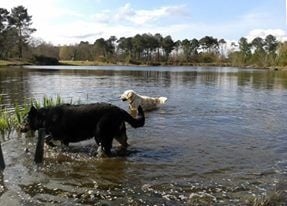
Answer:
top-left (238, 37), bottom-right (251, 64)
top-left (59, 45), bottom-right (75, 60)
top-left (199, 36), bottom-right (218, 53)
top-left (264, 35), bottom-right (278, 66)
top-left (74, 41), bottom-right (93, 61)
top-left (218, 38), bottom-right (226, 58)
top-left (0, 8), bottom-right (10, 58)
top-left (106, 35), bottom-right (117, 59)
top-left (181, 39), bottom-right (191, 61)
top-left (94, 38), bottom-right (108, 58)
top-left (162, 35), bottom-right (174, 61)
top-left (132, 34), bottom-right (144, 60)
top-left (264, 34), bottom-right (278, 54)
top-left (32, 41), bottom-right (59, 59)
top-left (190, 38), bottom-right (199, 55)
top-left (251, 37), bottom-right (266, 66)
top-left (276, 42), bottom-right (287, 66)
top-left (173, 40), bottom-right (181, 60)
top-left (117, 37), bottom-right (133, 61)
top-left (141, 33), bottom-right (157, 61)
top-left (8, 6), bottom-right (36, 58)
top-left (251, 37), bottom-right (265, 53)
top-left (154, 33), bottom-right (163, 61)
top-left (0, 8), bottom-right (9, 32)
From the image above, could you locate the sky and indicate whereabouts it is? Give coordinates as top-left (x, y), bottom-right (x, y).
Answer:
top-left (1, 0), bottom-right (287, 45)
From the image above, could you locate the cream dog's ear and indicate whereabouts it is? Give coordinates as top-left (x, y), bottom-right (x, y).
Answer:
top-left (127, 91), bottom-right (134, 99)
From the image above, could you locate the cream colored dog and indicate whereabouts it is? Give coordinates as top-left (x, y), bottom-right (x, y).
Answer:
top-left (120, 90), bottom-right (167, 111)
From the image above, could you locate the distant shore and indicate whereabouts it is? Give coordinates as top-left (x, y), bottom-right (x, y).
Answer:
top-left (1, 59), bottom-right (286, 71)
top-left (0, 60), bottom-right (31, 66)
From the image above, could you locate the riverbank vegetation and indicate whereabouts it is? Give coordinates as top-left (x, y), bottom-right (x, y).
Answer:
top-left (1, 5), bottom-right (287, 68)
top-left (0, 96), bottom-right (66, 136)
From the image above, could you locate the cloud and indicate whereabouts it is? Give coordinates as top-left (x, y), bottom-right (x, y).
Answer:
top-left (168, 8), bottom-right (287, 42)
top-left (93, 3), bottom-right (189, 25)
top-left (246, 29), bottom-right (287, 42)
top-left (125, 4), bottom-right (188, 25)
top-left (38, 3), bottom-right (190, 45)
top-left (92, 10), bottom-right (113, 24)
top-left (64, 32), bottom-right (104, 39)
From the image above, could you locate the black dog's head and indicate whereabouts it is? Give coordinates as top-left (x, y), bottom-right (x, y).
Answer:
top-left (20, 106), bottom-right (46, 133)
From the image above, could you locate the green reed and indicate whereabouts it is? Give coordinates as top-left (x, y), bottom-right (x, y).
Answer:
top-left (0, 95), bottom-right (68, 135)
top-left (0, 97), bottom-right (9, 134)
top-left (0, 110), bottom-right (10, 135)
top-left (42, 95), bottom-right (64, 108)
top-left (0, 107), bottom-right (16, 136)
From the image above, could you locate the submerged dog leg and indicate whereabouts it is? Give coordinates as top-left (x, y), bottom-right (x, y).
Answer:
top-left (0, 142), bottom-right (5, 171)
top-left (34, 128), bottom-right (46, 164)
top-left (96, 145), bottom-right (107, 158)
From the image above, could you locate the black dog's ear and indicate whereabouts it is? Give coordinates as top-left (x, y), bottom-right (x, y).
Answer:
top-left (30, 105), bottom-right (37, 111)
top-left (30, 106), bottom-right (37, 114)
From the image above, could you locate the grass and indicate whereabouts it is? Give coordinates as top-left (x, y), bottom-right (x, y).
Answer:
top-left (0, 59), bottom-right (30, 66)
top-left (0, 95), bottom-right (67, 136)
top-left (60, 60), bottom-right (115, 66)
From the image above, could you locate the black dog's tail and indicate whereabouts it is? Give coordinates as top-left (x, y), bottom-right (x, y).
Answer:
top-left (123, 106), bottom-right (145, 128)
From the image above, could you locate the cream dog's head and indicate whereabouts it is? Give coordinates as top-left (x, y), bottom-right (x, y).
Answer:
top-left (120, 90), bottom-right (136, 103)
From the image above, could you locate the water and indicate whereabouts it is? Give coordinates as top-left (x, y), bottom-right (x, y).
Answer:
top-left (0, 66), bottom-right (287, 205)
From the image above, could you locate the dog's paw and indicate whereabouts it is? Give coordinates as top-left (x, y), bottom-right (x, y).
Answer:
top-left (96, 146), bottom-right (108, 158)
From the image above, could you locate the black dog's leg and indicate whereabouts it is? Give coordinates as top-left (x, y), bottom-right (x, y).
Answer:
top-left (96, 136), bottom-right (112, 156)
top-left (101, 137), bottom-right (113, 156)
top-left (94, 136), bottom-right (100, 146)
top-left (34, 128), bottom-right (46, 164)
top-left (0, 142), bottom-right (5, 171)
top-left (103, 145), bottom-right (112, 156)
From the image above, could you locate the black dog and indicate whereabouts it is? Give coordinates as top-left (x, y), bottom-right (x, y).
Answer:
top-left (21, 103), bottom-right (145, 156)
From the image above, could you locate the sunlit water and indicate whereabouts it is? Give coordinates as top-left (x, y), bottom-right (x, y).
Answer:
top-left (0, 66), bottom-right (287, 205)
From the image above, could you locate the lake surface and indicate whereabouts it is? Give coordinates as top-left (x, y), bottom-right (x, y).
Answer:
top-left (0, 66), bottom-right (287, 205)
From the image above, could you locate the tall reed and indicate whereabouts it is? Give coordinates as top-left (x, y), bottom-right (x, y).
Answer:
top-left (0, 95), bottom-right (68, 135)
top-left (0, 106), bottom-right (16, 136)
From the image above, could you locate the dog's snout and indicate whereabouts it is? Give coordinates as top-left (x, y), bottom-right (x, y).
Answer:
top-left (120, 96), bottom-right (127, 101)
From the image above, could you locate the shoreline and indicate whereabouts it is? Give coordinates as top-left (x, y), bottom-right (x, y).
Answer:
top-left (1, 59), bottom-right (286, 70)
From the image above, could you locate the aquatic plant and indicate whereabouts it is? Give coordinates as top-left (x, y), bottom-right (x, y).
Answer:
top-left (42, 95), bottom-right (64, 108)
top-left (13, 103), bottom-right (30, 127)
top-left (0, 95), bottom-right (68, 136)
top-left (0, 108), bottom-right (15, 136)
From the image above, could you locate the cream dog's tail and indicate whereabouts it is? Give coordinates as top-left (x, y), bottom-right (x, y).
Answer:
top-left (158, 97), bottom-right (167, 104)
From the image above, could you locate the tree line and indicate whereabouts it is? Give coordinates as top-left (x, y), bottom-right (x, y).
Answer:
top-left (1, 5), bottom-right (287, 67)
top-left (0, 6), bottom-right (35, 59)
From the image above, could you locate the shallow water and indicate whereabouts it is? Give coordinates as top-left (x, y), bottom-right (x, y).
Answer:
top-left (0, 66), bottom-right (287, 205)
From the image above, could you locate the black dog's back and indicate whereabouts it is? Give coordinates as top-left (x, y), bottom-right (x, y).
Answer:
top-left (47, 102), bottom-right (144, 130)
